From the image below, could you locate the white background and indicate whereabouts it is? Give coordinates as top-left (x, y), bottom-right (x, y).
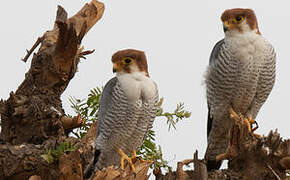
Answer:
top-left (0, 0), bottom-right (289, 175)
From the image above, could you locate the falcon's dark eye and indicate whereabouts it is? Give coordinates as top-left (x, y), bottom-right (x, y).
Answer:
top-left (235, 16), bottom-right (242, 22)
top-left (122, 57), bottom-right (134, 65)
top-left (233, 16), bottom-right (244, 24)
top-left (124, 58), bottom-right (131, 64)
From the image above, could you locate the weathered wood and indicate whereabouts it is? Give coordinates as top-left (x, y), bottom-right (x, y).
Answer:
top-left (59, 151), bottom-right (83, 180)
top-left (0, 0), bottom-right (104, 145)
top-left (280, 156), bottom-right (290, 170)
top-left (155, 151), bottom-right (207, 180)
top-left (0, 139), bottom-right (58, 180)
top-left (91, 159), bottom-right (152, 180)
top-left (225, 111), bottom-right (289, 180)
top-left (193, 151), bottom-right (208, 180)
top-left (156, 114), bottom-right (290, 180)
top-left (0, 120), bottom-right (98, 180)
top-left (176, 159), bottom-right (194, 180)
top-left (22, 37), bottom-right (43, 62)
top-left (61, 114), bottom-right (85, 130)
top-left (0, 1), bottom-right (104, 179)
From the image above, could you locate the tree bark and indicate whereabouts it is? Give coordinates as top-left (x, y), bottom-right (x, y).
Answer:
top-left (156, 112), bottom-right (290, 180)
top-left (0, 1), bottom-right (104, 179)
top-left (0, 0), bottom-right (104, 145)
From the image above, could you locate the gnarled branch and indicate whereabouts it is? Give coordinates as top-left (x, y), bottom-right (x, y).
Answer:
top-left (0, 1), bottom-right (104, 179)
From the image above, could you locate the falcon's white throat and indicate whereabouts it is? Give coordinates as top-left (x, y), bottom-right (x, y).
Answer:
top-left (225, 21), bottom-right (267, 64)
top-left (116, 65), bottom-right (157, 102)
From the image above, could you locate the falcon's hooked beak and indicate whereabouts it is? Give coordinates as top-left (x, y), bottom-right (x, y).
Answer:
top-left (223, 25), bottom-right (228, 32)
top-left (113, 63), bottom-right (120, 73)
top-left (223, 21), bottom-right (233, 32)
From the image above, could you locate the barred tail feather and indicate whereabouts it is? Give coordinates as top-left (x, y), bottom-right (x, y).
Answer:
top-left (84, 149), bottom-right (100, 179)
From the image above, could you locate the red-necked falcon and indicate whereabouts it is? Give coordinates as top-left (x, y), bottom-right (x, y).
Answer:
top-left (205, 8), bottom-right (276, 170)
top-left (85, 49), bottom-right (159, 178)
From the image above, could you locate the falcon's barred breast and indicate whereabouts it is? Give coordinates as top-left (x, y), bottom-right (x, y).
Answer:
top-left (85, 49), bottom-right (158, 177)
top-left (205, 8), bottom-right (276, 170)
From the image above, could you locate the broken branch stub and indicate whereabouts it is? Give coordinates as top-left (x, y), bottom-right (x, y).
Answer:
top-left (0, 0), bottom-right (104, 145)
top-left (0, 1), bottom-right (104, 179)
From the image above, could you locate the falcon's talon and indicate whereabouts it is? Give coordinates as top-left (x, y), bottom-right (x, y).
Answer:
top-left (117, 148), bottom-right (136, 173)
top-left (131, 150), bottom-right (154, 164)
top-left (252, 121), bottom-right (259, 132)
top-left (249, 118), bottom-right (256, 124)
top-left (205, 8), bottom-right (276, 171)
top-left (132, 149), bottom-right (137, 160)
top-left (245, 117), bottom-right (261, 138)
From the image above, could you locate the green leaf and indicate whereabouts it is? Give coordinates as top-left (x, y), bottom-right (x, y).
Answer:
top-left (41, 142), bottom-right (76, 164)
top-left (69, 88), bottom-right (191, 173)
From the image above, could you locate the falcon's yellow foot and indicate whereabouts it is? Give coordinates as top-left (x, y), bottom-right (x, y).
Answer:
top-left (117, 148), bottom-right (137, 173)
top-left (245, 117), bottom-right (261, 138)
top-left (229, 108), bottom-right (261, 138)
top-left (129, 150), bottom-right (153, 164)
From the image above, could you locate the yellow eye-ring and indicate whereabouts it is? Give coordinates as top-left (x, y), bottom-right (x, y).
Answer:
top-left (233, 16), bottom-right (244, 23)
top-left (121, 57), bottom-right (134, 64)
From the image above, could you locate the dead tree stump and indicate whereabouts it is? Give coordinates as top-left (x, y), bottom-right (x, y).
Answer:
top-left (0, 1), bottom-right (104, 179)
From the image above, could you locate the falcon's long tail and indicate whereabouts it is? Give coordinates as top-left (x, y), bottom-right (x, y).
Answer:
top-left (206, 159), bottom-right (222, 171)
top-left (205, 109), bottom-right (232, 171)
top-left (84, 149), bottom-right (100, 179)
top-left (205, 136), bottom-right (228, 171)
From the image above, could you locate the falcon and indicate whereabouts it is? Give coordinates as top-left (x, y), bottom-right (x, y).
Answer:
top-left (85, 49), bottom-right (159, 178)
top-left (204, 8), bottom-right (276, 170)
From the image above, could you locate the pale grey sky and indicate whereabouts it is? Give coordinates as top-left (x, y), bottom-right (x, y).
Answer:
top-left (0, 0), bottom-right (289, 174)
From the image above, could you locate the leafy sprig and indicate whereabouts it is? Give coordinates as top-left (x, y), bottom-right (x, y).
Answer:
top-left (41, 142), bottom-right (75, 164)
top-left (69, 86), bottom-right (191, 173)
top-left (156, 98), bottom-right (191, 130)
top-left (69, 87), bottom-right (102, 138)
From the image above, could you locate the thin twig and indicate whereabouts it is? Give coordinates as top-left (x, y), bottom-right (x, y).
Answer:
top-left (265, 162), bottom-right (281, 180)
top-left (78, 49), bottom-right (95, 59)
top-left (61, 114), bottom-right (86, 129)
top-left (176, 158), bottom-right (194, 180)
top-left (22, 37), bottom-right (43, 62)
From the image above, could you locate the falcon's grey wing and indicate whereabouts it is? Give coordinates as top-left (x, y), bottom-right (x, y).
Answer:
top-left (207, 104), bottom-right (213, 138)
top-left (145, 82), bottom-right (159, 132)
top-left (207, 39), bottom-right (224, 138)
top-left (96, 76), bottom-right (141, 169)
top-left (84, 77), bottom-right (118, 179)
top-left (209, 39), bottom-right (224, 64)
top-left (205, 38), bottom-right (238, 171)
top-left (97, 77), bottom-right (118, 136)
top-left (96, 76), bottom-right (133, 148)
